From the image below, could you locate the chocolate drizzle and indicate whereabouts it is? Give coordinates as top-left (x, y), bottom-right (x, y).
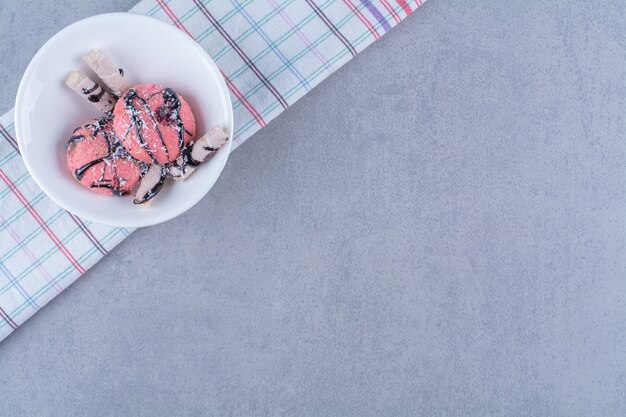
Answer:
top-left (81, 83), bottom-right (98, 94)
top-left (75, 156), bottom-right (107, 180)
top-left (81, 82), bottom-right (107, 103)
top-left (167, 134), bottom-right (223, 176)
top-left (181, 143), bottom-right (201, 167)
top-left (122, 89), bottom-right (167, 163)
top-left (161, 88), bottom-right (186, 152)
top-left (70, 115), bottom-right (134, 196)
top-left (160, 88), bottom-right (198, 174)
top-left (122, 86), bottom-right (192, 164)
top-left (88, 87), bottom-right (106, 103)
top-left (68, 134), bottom-right (85, 144)
top-left (90, 183), bottom-right (124, 196)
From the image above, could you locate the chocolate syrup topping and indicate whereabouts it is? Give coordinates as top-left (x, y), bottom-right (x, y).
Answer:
top-left (82, 83), bottom-right (99, 94)
top-left (71, 115), bottom-right (135, 196)
top-left (121, 86), bottom-right (194, 168)
top-left (161, 88), bottom-right (186, 152)
top-left (68, 134), bottom-right (85, 144)
top-left (75, 156), bottom-right (107, 180)
top-left (122, 89), bottom-right (166, 164)
top-left (90, 183), bottom-right (124, 197)
top-left (181, 144), bottom-right (202, 167)
top-left (88, 86), bottom-right (107, 103)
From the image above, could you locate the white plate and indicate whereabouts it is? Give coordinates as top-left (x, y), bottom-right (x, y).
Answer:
top-left (14, 13), bottom-right (233, 228)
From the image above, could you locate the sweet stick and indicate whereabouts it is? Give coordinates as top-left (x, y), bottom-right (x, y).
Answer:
top-left (168, 126), bottom-right (229, 181)
top-left (83, 49), bottom-right (131, 97)
top-left (133, 164), bottom-right (167, 206)
top-left (190, 126), bottom-right (229, 163)
top-left (65, 71), bottom-right (116, 113)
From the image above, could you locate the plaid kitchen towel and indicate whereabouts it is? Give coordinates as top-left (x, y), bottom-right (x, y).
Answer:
top-left (0, 0), bottom-right (426, 341)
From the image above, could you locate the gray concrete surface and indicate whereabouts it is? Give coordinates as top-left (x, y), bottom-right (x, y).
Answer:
top-left (1, 0), bottom-right (626, 416)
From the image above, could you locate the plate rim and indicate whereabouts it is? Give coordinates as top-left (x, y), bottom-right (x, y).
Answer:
top-left (14, 12), bottom-right (234, 228)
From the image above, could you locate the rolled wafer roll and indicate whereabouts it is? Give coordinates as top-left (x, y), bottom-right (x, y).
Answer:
top-left (168, 126), bottom-right (229, 181)
top-left (83, 49), bottom-right (131, 97)
top-left (65, 71), bottom-right (116, 113)
top-left (133, 164), bottom-right (167, 206)
top-left (190, 126), bottom-right (229, 163)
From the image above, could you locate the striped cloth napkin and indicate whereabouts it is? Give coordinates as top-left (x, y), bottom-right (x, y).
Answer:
top-left (0, 0), bottom-right (425, 341)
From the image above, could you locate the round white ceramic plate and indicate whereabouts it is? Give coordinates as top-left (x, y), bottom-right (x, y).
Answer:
top-left (14, 13), bottom-right (233, 228)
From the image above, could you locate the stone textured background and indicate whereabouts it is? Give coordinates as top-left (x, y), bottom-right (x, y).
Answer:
top-left (0, 0), bottom-right (625, 416)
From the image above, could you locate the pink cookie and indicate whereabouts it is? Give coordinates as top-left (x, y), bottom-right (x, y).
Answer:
top-left (66, 116), bottom-right (142, 196)
top-left (113, 83), bottom-right (196, 164)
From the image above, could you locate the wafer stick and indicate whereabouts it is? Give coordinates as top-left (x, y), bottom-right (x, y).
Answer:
top-left (168, 127), bottom-right (229, 181)
top-left (133, 164), bottom-right (167, 206)
top-left (65, 71), bottom-right (116, 113)
top-left (83, 49), bottom-right (131, 97)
